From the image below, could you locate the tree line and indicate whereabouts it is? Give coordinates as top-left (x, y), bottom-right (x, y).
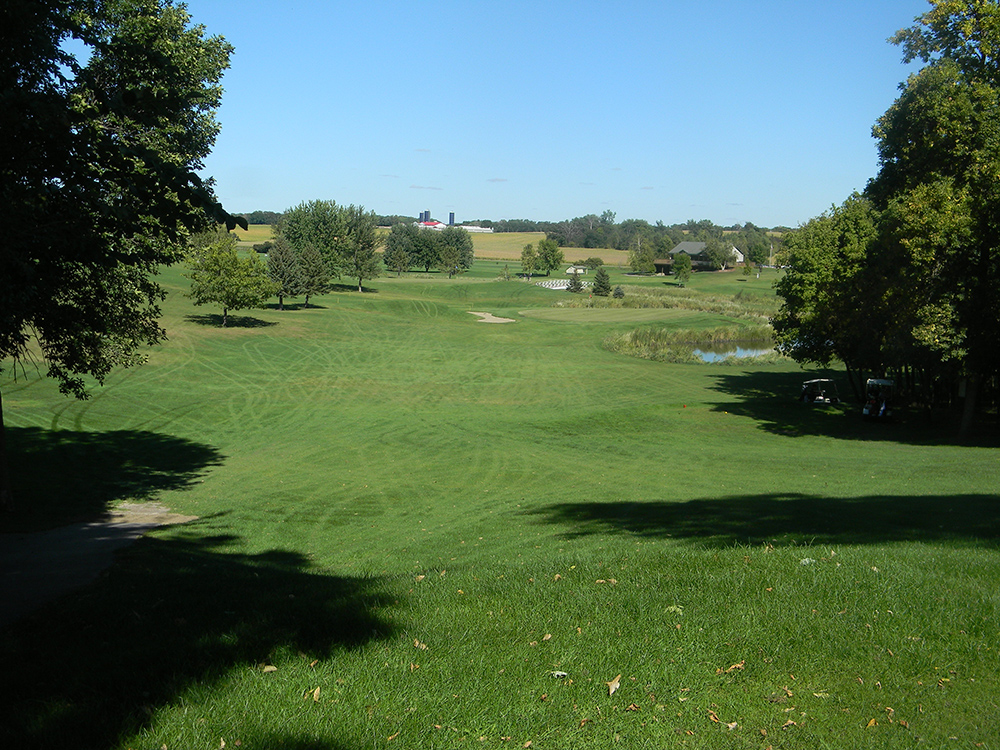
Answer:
top-left (774, 0), bottom-right (1000, 437)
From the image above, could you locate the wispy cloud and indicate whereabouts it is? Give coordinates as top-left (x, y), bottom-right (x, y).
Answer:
top-left (410, 184), bottom-right (443, 191)
top-left (487, 178), bottom-right (508, 183)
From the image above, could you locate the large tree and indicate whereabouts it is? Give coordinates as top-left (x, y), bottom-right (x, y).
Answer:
top-left (266, 237), bottom-right (303, 310)
top-left (536, 237), bottom-right (565, 276)
top-left (0, 0), bottom-right (242, 508)
top-left (187, 236), bottom-right (277, 326)
top-left (868, 0), bottom-right (1000, 433)
top-left (340, 205), bottom-right (382, 292)
top-left (383, 223), bottom-right (414, 276)
top-left (436, 226), bottom-right (475, 278)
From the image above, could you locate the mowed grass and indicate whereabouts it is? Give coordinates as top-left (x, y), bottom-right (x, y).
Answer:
top-left (2, 265), bottom-right (1000, 749)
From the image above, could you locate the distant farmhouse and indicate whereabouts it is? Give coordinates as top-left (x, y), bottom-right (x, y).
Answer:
top-left (653, 241), bottom-right (744, 274)
top-left (415, 210), bottom-right (493, 232)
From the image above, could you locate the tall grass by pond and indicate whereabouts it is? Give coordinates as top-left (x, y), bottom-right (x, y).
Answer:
top-left (604, 324), bottom-right (779, 364)
top-left (557, 284), bottom-right (779, 325)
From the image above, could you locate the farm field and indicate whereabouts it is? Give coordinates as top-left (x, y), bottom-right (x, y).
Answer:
top-left (2, 265), bottom-right (999, 749)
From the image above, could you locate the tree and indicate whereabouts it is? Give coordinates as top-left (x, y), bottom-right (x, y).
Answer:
top-left (298, 243), bottom-right (331, 307)
top-left (266, 238), bottom-right (303, 310)
top-left (437, 226), bottom-right (475, 278)
top-left (673, 252), bottom-right (692, 286)
top-left (340, 205), bottom-right (382, 292)
top-left (278, 200), bottom-right (348, 277)
top-left (521, 243), bottom-right (538, 280)
top-left (383, 223), bottom-right (414, 276)
top-left (613, 285), bottom-right (625, 299)
top-left (628, 238), bottom-right (655, 274)
top-left (411, 228), bottom-right (441, 273)
top-left (536, 238), bottom-right (565, 276)
top-left (187, 236), bottom-right (278, 326)
top-left (567, 272), bottom-right (584, 293)
top-left (867, 0), bottom-right (1000, 434)
top-left (592, 267), bottom-right (612, 296)
top-left (584, 256), bottom-right (605, 271)
top-left (0, 0), bottom-right (242, 508)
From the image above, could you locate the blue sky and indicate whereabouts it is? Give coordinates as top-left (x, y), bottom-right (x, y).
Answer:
top-left (189, 0), bottom-right (929, 228)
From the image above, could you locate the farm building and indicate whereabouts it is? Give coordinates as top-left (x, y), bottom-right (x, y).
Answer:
top-left (653, 241), bottom-right (744, 273)
top-left (565, 265), bottom-right (589, 275)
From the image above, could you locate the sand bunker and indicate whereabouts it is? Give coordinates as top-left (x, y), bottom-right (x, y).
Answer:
top-left (468, 311), bottom-right (516, 323)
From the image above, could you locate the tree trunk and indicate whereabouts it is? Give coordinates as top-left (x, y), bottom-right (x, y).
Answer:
top-left (959, 372), bottom-right (980, 441)
top-left (222, 306), bottom-right (228, 327)
top-left (278, 294), bottom-right (284, 311)
top-left (0, 389), bottom-right (12, 511)
top-left (357, 278), bottom-right (362, 292)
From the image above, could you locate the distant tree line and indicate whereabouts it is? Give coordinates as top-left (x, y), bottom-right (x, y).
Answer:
top-left (240, 210), bottom-right (283, 225)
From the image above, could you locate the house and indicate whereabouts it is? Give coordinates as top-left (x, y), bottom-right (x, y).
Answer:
top-left (653, 241), bottom-right (742, 273)
top-left (565, 265), bottom-right (589, 275)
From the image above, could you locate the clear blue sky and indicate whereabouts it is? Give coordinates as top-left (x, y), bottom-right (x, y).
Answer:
top-left (189, 0), bottom-right (929, 228)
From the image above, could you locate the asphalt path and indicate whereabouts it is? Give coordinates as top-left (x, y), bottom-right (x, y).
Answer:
top-left (0, 503), bottom-right (196, 627)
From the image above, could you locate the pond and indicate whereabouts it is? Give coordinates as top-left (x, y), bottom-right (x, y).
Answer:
top-left (692, 342), bottom-right (774, 363)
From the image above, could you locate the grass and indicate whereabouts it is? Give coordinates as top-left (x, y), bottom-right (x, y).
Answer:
top-left (2, 263), bottom-right (999, 749)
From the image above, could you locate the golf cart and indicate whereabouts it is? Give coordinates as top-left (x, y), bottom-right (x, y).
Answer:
top-left (800, 378), bottom-right (840, 405)
top-left (862, 378), bottom-right (895, 419)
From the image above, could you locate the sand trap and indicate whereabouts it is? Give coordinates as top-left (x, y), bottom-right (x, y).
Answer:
top-left (468, 311), bottom-right (516, 323)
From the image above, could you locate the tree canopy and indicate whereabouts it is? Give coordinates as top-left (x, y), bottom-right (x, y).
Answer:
top-left (775, 0), bottom-right (1000, 435)
top-left (0, 0), bottom-right (242, 506)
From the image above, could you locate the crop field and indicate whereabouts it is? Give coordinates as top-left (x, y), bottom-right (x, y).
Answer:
top-left (232, 223), bottom-right (274, 246)
top-left (2, 265), bottom-right (999, 749)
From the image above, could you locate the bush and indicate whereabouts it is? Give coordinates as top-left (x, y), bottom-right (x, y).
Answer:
top-left (567, 273), bottom-right (584, 293)
top-left (613, 285), bottom-right (625, 299)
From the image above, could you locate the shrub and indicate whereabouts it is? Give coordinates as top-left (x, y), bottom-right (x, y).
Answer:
top-left (613, 285), bottom-right (625, 299)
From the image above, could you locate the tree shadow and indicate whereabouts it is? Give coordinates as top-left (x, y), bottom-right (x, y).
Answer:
top-left (707, 369), bottom-right (1000, 447)
top-left (528, 492), bottom-right (1000, 549)
top-left (184, 313), bottom-right (277, 328)
top-left (1, 427), bottom-right (224, 532)
top-left (0, 529), bottom-right (396, 749)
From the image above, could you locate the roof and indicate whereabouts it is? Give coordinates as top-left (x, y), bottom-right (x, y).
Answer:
top-left (669, 241), bottom-right (708, 256)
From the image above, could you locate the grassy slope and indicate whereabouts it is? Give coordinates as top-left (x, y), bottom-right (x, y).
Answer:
top-left (2, 266), bottom-right (998, 749)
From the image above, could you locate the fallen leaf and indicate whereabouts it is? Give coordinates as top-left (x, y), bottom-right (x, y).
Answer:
top-left (708, 709), bottom-right (720, 723)
top-left (415, 575), bottom-right (425, 582)
top-left (311, 686), bottom-right (320, 702)
top-left (813, 692), bottom-right (830, 698)
top-left (726, 722), bottom-right (738, 730)
top-left (523, 742), bottom-right (532, 748)
top-left (607, 674), bottom-right (621, 696)
top-left (626, 703), bottom-right (640, 711)
top-left (414, 639), bottom-right (428, 650)
top-left (409, 663), bottom-right (420, 671)
top-left (262, 665), bottom-right (278, 673)
top-left (542, 633), bottom-right (552, 641)
top-left (782, 720), bottom-right (797, 729)
top-left (900, 720), bottom-right (909, 729)
top-left (220, 740), bottom-right (226, 749)
top-left (387, 732), bottom-right (400, 741)
top-left (866, 718), bottom-right (877, 728)
top-left (554, 574), bottom-right (562, 581)
top-left (579, 718), bottom-right (591, 728)
top-left (551, 671), bottom-right (568, 678)
top-left (309, 660), bottom-right (318, 668)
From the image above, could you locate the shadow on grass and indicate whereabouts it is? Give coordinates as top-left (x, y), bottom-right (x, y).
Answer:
top-left (1, 427), bottom-right (224, 533)
top-left (529, 492), bottom-right (1000, 548)
top-left (0, 530), bottom-right (395, 749)
top-left (707, 369), bottom-right (1000, 446)
top-left (184, 313), bottom-right (277, 328)
top-left (261, 302), bottom-right (329, 311)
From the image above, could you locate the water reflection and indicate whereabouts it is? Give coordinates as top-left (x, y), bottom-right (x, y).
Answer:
top-left (692, 343), bottom-right (774, 363)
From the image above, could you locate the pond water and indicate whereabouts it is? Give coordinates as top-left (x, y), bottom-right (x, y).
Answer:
top-left (692, 343), bottom-right (774, 363)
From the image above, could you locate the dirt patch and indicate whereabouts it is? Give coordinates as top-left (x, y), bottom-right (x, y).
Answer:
top-left (0, 502), bottom-right (197, 627)
top-left (468, 311), bottom-right (516, 324)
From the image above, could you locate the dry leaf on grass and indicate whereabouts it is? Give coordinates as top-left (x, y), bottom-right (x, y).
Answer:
top-left (414, 639), bottom-right (428, 650)
top-left (262, 665), bottom-right (277, 673)
top-left (708, 709), bottom-right (720, 723)
top-left (607, 674), bottom-right (621, 695)
top-left (866, 718), bottom-right (877, 728)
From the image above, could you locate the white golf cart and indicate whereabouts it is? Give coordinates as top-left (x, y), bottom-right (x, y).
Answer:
top-left (862, 378), bottom-right (895, 419)
top-left (800, 378), bottom-right (840, 405)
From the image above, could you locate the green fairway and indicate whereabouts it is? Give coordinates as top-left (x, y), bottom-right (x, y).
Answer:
top-left (2, 266), bottom-right (999, 749)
